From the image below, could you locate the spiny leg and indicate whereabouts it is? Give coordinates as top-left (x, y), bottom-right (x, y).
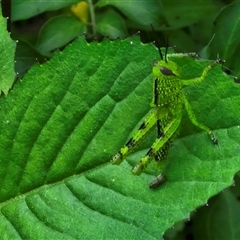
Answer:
top-left (132, 116), bottom-right (181, 175)
top-left (111, 110), bottom-right (157, 165)
top-left (183, 95), bottom-right (218, 144)
top-left (181, 59), bottom-right (224, 86)
top-left (157, 119), bottom-right (164, 137)
top-left (149, 140), bottom-right (173, 188)
top-left (179, 59), bottom-right (222, 144)
top-left (167, 52), bottom-right (199, 60)
top-left (155, 139), bottom-right (173, 163)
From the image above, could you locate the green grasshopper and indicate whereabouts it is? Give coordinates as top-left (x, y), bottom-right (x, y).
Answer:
top-left (111, 40), bottom-right (223, 188)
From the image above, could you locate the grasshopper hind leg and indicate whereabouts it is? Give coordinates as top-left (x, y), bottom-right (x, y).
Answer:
top-left (111, 111), bottom-right (157, 165)
top-left (132, 117), bottom-right (181, 176)
top-left (149, 139), bottom-right (173, 188)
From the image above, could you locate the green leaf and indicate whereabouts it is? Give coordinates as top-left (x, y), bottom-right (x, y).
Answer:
top-left (95, 0), bottom-right (164, 29)
top-left (161, 0), bottom-right (221, 29)
top-left (0, 35), bottom-right (240, 238)
top-left (192, 188), bottom-right (240, 239)
top-left (204, 1), bottom-right (240, 75)
top-left (96, 8), bottom-right (128, 39)
top-left (12, 0), bottom-right (79, 21)
top-left (35, 15), bottom-right (86, 56)
top-left (0, 14), bottom-right (16, 94)
top-left (15, 40), bottom-right (44, 78)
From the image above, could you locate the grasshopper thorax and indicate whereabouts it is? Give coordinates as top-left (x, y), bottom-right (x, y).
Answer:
top-left (152, 58), bottom-right (183, 110)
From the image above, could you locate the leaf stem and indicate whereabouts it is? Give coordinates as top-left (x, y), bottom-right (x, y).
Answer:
top-left (87, 0), bottom-right (96, 37)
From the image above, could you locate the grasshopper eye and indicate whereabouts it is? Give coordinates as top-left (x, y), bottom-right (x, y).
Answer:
top-left (160, 67), bottom-right (176, 76)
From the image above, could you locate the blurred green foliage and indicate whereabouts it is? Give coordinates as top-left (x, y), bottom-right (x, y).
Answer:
top-left (10, 0), bottom-right (240, 78)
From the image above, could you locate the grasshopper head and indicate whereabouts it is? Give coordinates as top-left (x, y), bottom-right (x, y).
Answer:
top-left (153, 59), bottom-right (180, 78)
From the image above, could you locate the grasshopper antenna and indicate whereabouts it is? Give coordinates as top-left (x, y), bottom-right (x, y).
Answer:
top-left (164, 35), bottom-right (169, 63)
top-left (150, 24), bottom-right (163, 61)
